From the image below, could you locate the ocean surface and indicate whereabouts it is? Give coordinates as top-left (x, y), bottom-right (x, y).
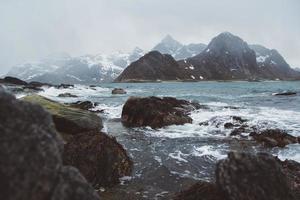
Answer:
top-left (38, 81), bottom-right (300, 199)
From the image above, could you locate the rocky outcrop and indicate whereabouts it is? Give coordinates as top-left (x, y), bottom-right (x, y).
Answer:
top-left (1, 76), bottom-right (28, 85)
top-left (112, 88), bottom-right (127, 94)
top-left (121, 96), bottom-right (200, 128)
top-left (250, 129), bottom-right (299, 148)
top-left (63, 131), bottom-right (132, 187)
top-left (0, 89), bottom-right (100, 200)
top-left (216, 152), bottom-right (296, 200)
top-left (175, 152), bottom-right (299, 200)
top-left (115, 51), bottom-right (192, 82)
top-left (22, 95), bottom-right (132, 188)
top-left (22, 95), bottom-right (103, 136)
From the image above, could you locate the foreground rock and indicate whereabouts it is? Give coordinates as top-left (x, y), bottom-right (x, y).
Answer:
top-left (122, 96), bottom-right (200, 128)
top-left (216, 152), bottom-right (296, 200)
top-left (112, 88), bottom-right (127, 94)
top-left (63, 131), bottom-right (132, 187)
top-left (0, 89), bottom-right (100, 200)
top-left (22, 95), bottom-right (103, 137)
top-left (250, 129), bottom-right (299, 148)
top-left (22, 95), bottom-right (132, 188)
top-left (175, 152), bottom-right (299, 200)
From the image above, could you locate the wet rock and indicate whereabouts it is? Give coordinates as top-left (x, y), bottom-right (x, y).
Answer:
top-left (231, 116), bottom-right (247, 123)
top-left (216, 152), bottom-right (296, 200)
top-left (22, 95), bottom-right (103, 137)
top-left (1, 76), bottom-right (28, 85)
top-left (112, 88), bottom-right (127, 94)
top-left (250, 129), bottom-right (299, 148)
top-left (174, 181), bottom-right (224, 200)
top-left (69, 101), bottom-right (95, 111)
top-left (0, 89), bottom-right (100, 200)
top-left (273, 92), bottom-right (297, 96)
top-left (63, 131), bottom-right (133, 188)
top-left (58, 93), bottom-right (78, 98)
top-left (277, 159), bottom-right (300, 199)
top-left (224, 122), bottom-right (234, 129)
top-left (57, 83), bottom-right (74, 89)
top-left (121, 96), bottom-right (199, 128)
top-left (230, 125), bottom-right (249, 136)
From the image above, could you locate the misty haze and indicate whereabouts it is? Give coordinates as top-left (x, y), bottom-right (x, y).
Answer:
top-left (0, 1), bottom-right (300, 200)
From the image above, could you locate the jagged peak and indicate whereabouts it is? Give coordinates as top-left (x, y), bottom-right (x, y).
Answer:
top-left (161, 34), bottom-right (182, 46)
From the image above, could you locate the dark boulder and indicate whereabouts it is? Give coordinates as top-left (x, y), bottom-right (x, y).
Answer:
top-left (0, 89), bottom-right (100, 200)
top-left (2, 76), bottom-right (28, 85)
top-left (216, 152), bottom-right (296, 200)
top-left (63, 131), bottom-right (132, 188)
top-left (121, 96), bottom-right (199, 128)
top-left (22, 95), bottom-right (103, 137)
top-left (22, 95), bottom-right (132, 188)
top-left (250, 129), bottom-right (299, 148)
top-left (58, 93), bottom-right (78, 98)
top-left (112, 88), bottom-right (127, 94)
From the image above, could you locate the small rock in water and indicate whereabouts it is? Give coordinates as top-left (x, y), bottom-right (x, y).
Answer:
top-left (69, 101), bottom-right (95, 110)
top-left (112, 88), bottom-right (127, 94)
top-left (273, 92), bottom-right (297, 96)
top-left (56, 83), bottom-right (74, 89)
top-left (58, 93), bottom-right (78, 98)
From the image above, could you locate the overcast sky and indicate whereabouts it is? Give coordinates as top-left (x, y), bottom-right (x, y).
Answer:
top-left (0, 0), bottom-right (299, 74)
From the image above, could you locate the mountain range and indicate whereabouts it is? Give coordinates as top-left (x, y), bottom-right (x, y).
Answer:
top-left (7, 33), bottom-right (300, 83)
top-left (116, 32), bottom-right (300, 82)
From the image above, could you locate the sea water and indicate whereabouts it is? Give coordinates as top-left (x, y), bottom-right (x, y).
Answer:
top-left (39, 81), bottom-right (300, 199)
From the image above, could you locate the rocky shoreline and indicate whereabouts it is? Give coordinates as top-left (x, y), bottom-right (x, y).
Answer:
top-left (0, 79), bottom-right (299, 200)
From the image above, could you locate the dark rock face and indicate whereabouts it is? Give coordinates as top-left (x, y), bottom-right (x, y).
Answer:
top-left (250, 129), bottom-right (299, 148)
top-left (115, 51), bottom-right (192, 82)
top-left (63, 131), bottom-right (133, 188)
top-left (174, 181), bottom-right (224, 200)
top-left (2, 76), bottom-right (28, 85)
top-left (0, 89), bottom-right (99, 200)
top-left (58, 93), bottom-right (78, 98)
top-left (112, 88), bottom-right (127, 94)
top-left (216, 152), bottom-right (295, 200)
top-left (121, 96), bottom-right (199, 128)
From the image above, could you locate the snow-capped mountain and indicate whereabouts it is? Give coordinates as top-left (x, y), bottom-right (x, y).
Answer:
top-left (7, 48), bottom-right (145, 84)
top-left (152, 35), bottom-right (207, 60)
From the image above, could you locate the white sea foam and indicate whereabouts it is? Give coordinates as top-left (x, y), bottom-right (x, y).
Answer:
top-left (192, 145), bottom-right (227, 160)
top-left (277, 144), bottom-right (300, 162)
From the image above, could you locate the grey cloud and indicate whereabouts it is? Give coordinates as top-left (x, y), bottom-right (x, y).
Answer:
top-left (0, 0), bottom-right (299, 75)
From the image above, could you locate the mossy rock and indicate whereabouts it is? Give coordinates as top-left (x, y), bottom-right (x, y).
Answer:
top-left (22, 95), bottom-right (103, 138)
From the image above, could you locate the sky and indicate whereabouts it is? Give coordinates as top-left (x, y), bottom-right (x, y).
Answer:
top-left (0, 0), bottom-right (299, 74)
